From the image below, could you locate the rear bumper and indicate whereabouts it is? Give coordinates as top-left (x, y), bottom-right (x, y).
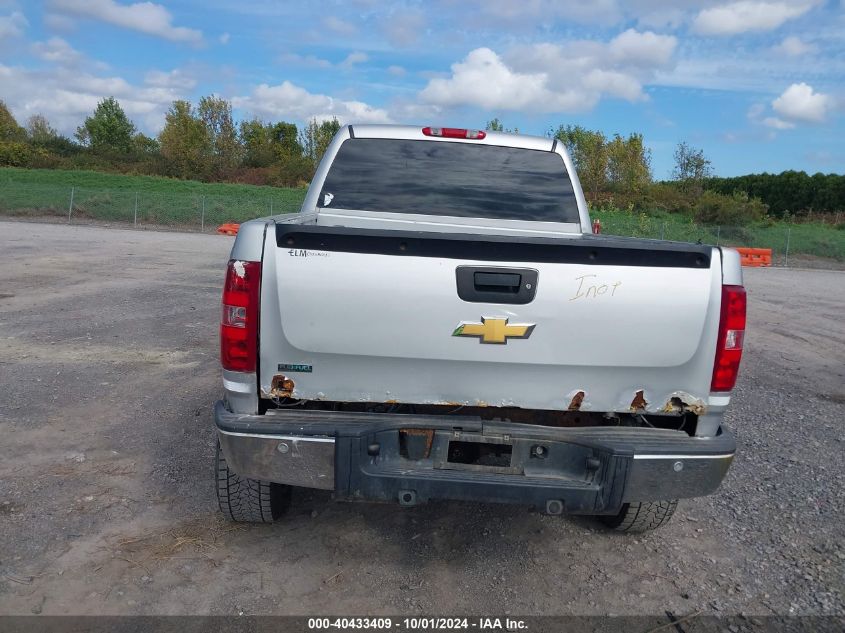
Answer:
top-left (214, 401), bottom-right (735, 515)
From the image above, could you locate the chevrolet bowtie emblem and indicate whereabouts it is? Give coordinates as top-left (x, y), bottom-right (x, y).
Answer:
top-left (452, 317), bottom-right (536, 344)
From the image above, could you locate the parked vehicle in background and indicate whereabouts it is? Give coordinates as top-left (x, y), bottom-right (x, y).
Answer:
top-left (214, 124), bottom-right (745, 532)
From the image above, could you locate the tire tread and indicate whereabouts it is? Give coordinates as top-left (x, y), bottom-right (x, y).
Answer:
top-left (602, 500), bottom-right (678, 532)
top-left (216, 440), bottom-right (286, 523)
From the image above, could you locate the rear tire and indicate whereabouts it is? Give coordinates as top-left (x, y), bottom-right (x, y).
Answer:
top-left (215, 438), bottom-right (291, 523)
top-left (601, 500), bottom-right (678, 532)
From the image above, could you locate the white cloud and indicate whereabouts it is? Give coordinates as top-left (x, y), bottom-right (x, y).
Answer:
top-left (771, 36), bottom-right (817, 56)
top-left (31, 37), bottom-right (83, 65)
top-left (420, 30), bottom-right (676, 113)
top-left (0, 63), bottom-right (194, 134)
top-left (389, 100), bottom-right (442, 122)
top-left (340, 51), bottom-right (368, 68)
top-left (144, 68), bottom-right (197, 91)
top-left (582, 69), bottom-right (645, 102)
top-left (420, 48), bottom-right (549, 111)
top-left (748, 83), bottom-right (836, 133)
top-left (772, 82), bottom-right (833, 123)
top-left (49, 0), bottom-right (203, 43)
top-left (219, 32), bottom-right (230, 45)
top-left (607, 28), bottom-right (677, 67)
top-left (762, 116), bottom-right (795, 129)
top-left (233, 81), bottom-right (392, 124)
top-left (0, 10), bottom-right (27, 39)
top-left (692, 1), bottom-right (820, 36)
top-left (387, 65), bottom-right (406, 76)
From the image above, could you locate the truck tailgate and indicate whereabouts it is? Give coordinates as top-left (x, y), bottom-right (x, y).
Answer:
top-left (259, 225), bottom-right (723, 414)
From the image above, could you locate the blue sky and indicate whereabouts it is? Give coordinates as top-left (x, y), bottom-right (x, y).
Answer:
top-left (1, 0), bottom-right (843, 177)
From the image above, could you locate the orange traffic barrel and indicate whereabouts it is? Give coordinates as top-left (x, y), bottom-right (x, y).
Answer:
top-left (217, 223), bottom-right (240, 236)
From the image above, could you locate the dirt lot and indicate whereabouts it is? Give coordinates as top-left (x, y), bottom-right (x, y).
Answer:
top-left (0, 221), bottom-right (842, 617)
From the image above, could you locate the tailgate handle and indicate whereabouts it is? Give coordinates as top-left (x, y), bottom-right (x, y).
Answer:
top-left (456, 267), bottom-right (538, 305)
top-left (474, 272), bottom-right (521, 293)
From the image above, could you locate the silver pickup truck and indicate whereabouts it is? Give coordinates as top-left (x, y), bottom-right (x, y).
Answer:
top-left (214, 124), bottom-right (745, 532)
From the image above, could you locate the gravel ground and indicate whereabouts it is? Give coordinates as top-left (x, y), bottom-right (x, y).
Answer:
top-left (0, 221), bottom-right (842, 619)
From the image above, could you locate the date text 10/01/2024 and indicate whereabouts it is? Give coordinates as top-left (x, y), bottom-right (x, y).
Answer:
top-left (307, 617), bottom-right (528, 630)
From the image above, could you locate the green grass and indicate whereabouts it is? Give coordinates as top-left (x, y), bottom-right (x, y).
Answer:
top-left (592, 207), bottom-right (845, 262)
top-left (0, 167), bottom-right (306, 226)
top-left (1, 167), bottom-right (842, 261)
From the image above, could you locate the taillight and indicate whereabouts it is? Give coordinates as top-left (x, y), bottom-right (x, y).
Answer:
top-left (422, 126), bottom-right (486, 140)
top-left (711, 285), bottom-right (746, 392)
top-left (221, 259), bottom-right (261, 372)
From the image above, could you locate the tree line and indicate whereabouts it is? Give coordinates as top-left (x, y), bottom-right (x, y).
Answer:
top-left (0, 96), bottom-right (340, 187)
top-left (534, 122), bottom-right (842, 223)
top-left (705, 171), bottom-right (845, 219)
top-left (0, 96), bottom-right (842, 223)
top-left (539, 123), bottom-right (768, 225)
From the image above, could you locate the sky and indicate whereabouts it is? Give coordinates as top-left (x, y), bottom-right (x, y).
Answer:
top-left (0, 0), bottom-right (843, 178)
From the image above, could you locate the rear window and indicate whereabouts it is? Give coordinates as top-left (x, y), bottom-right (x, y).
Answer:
top-left (319, 138), bottom-right (580, 223)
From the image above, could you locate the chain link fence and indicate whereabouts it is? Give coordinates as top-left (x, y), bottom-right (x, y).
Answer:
top-left (594, 213), bottom-right (844, 268)
top-left (0, 182), bottom-right (303, 231)
top-left (1, 182), bottom-right (842, 268)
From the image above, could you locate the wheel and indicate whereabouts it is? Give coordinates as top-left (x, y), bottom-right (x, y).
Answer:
top-left (215, 438), bottom-right (291, 523)
top-left (601, 500), bottom-right (678, 532)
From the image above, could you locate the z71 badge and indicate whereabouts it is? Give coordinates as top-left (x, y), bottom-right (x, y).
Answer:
top-left (452, 317), bottom-right (535, 345)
